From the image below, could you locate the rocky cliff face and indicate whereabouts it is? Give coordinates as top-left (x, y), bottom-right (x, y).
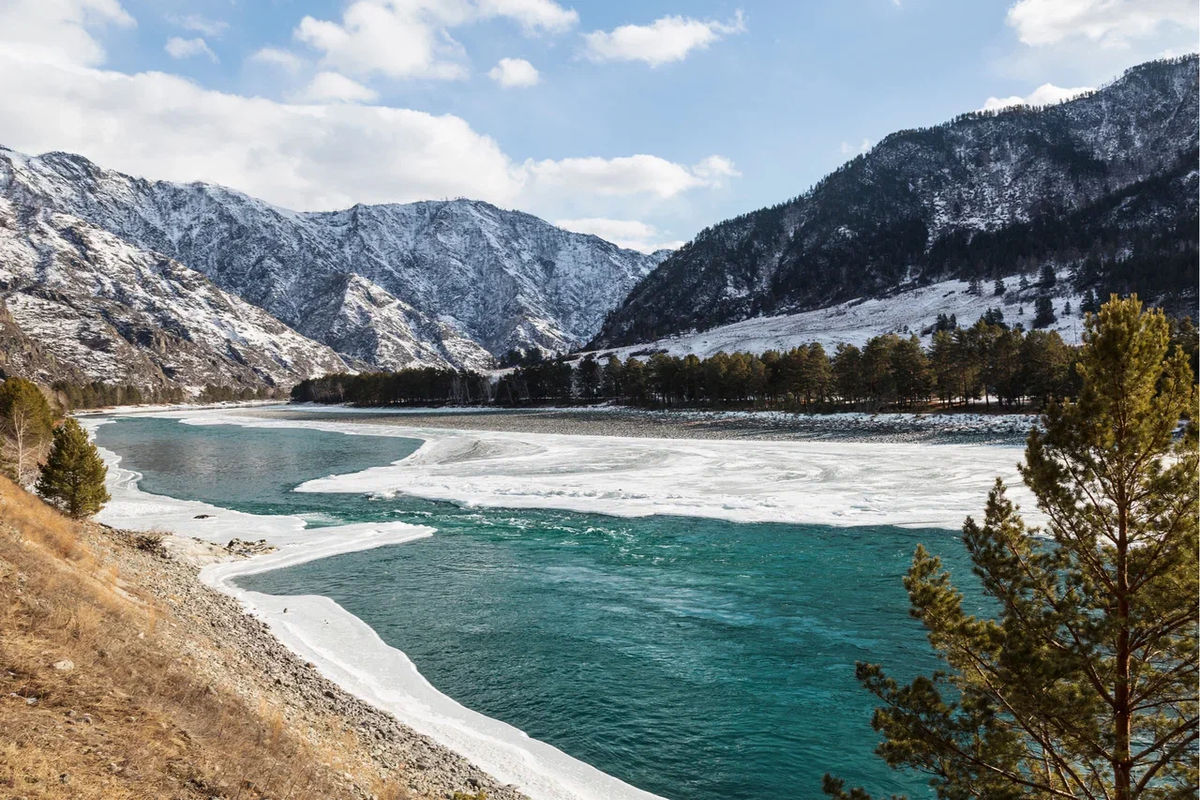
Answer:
top-left (593, 56), bottom-right (1198, 347)
top-left (0, 150), bottom-right (663, 370)
top-left (0, 198), bottom-right (350, 390)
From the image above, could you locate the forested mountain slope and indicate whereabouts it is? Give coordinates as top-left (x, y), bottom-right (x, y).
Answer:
top-left (593, 56), bottom-right (1198, 347)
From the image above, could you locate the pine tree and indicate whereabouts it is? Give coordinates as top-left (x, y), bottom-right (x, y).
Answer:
top-left (1039, 263), bottom-right (1058, 288)
top-left (1020, 329), bottom-right (1073, 406)
top-left (36, 418), bottom-right (110, 519)
top-left (601, 355), bottom-right (624, 398)
top-left (1034, 294), bottom-right (1057, 328)
top-left (861, 336), bottom-right (899, 407)
top-left (930, 329), bottom-right (959, 405)
top-left (824, 295), bottom-right (1198, 800)
top-left (0, 377), bottom-right (55, 485)
top-left (804, 343), bottom-right (833, 406)
top-left (832, 344), bottom-right (864, 406)
top-left (577, 354), bottom-right (602, 399)
top-left (890, 335), bottom-right (932, 407)
top-left (989, 327), bottom-right (1024, 407)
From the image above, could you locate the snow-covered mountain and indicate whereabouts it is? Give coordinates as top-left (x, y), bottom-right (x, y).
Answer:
top-left (0, 198), bottom-right (350, 391)
top-left (0, 149), bottom-right (664, 371)
top-left (593, 56), bottom-right (1198, 348)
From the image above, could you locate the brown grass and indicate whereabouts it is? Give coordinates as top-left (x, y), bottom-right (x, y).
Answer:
top-left (0, 475), bottom-right (409, 799)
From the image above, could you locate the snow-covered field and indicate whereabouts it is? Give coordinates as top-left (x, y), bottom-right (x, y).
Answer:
top-left (85, 406), bottom-right (1041, 800)
top-left (584, 275), bottom-right (1084, 360)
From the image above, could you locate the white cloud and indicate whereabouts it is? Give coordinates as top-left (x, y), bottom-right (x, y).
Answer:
top-left (1007, 0), bottom-right (1196, 48)
top-left (295, 72), bottom-right (379, 104)
top-left (691, 154), bottom-right (740, 182)
top-left (177, 14), bottom-right (228, 37)
top-left (489, 57), bottom-right (540, 88)
top-left (165, 36), bottom-right (217, 62)
top-left (249, 47), bottom-right (304, 73)
top-left (839, 138), bottom-right (872, 155)
top-left (556, 218), bottom-right (682, 253)
top-left (522, 154), bottom-right (738, 199)
top-left (294, 0), bottom-right (577, 82)
top-left (997, 0), bottom-right (1197, 85)
top-left (0, 52), bottom-right (519, 211)
top-left (294, 1), bottom-right (468, 81)
top-left (582, 11), bottom-right (746, 66)
top-left (477, 0), bottom-right (578, 33)
top-left (0, 0), bottom-right (134, 68)
top-left (0, 49), bottom-right (732, 217)
top-left (0, 0), bottom-right (724, 253)
top-left (982, 82), bottom-right (1094, 110)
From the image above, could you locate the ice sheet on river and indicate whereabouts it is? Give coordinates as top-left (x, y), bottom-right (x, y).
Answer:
top-left (293, 425), bottom-right (1036, 530)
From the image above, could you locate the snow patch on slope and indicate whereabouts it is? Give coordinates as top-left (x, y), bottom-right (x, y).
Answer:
top-left (585, 274), bottom-right (1085, 360)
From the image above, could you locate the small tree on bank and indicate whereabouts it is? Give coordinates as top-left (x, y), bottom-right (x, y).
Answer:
top-left (824, 296), bottom-right (1198, 800)
top-left (0, 377), bottom-right (54, 485)
top-left (37, 418), bottom-right (110, 519)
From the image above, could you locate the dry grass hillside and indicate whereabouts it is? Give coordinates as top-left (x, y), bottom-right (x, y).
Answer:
top-left (0, 475), bottom-right (421, 800)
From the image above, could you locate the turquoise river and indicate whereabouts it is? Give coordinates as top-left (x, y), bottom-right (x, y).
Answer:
top-left (95, 415), bottom-right (989, 800)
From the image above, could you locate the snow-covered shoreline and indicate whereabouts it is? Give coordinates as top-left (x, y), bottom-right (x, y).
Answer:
top-left (73, 399), bottom-right (290, 417)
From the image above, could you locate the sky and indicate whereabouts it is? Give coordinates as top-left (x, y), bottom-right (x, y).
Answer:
top-left (0, 1), bottom-right (1194, 252)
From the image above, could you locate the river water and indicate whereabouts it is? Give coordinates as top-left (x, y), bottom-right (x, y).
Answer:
top-left (96, 415), bottom-right (986, 800)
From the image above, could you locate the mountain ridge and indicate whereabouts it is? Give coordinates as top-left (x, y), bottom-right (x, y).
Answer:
top-left (0, 149), bottom-right (665, 371)
top-left (592, 56), bottom-right (1198, 348)
top-left (0, 56), bottom-right (1193, 392)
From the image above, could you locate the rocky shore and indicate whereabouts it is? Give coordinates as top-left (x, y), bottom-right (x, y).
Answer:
top-left (258, 405), bottom-right (1039, 444)
top-left (102, 526), bottom-right (528, 800)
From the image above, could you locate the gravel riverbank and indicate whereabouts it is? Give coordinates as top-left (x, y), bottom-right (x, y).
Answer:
top-left (102, 527), bottom-right (528, 800)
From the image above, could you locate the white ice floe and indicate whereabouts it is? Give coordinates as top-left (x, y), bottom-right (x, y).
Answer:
top-left (293, 425), bottom-right (1037, 530)
top-left (152, 407), bottom-right (1040, 530)
top-left (83, 413), bottom-right (666, 800)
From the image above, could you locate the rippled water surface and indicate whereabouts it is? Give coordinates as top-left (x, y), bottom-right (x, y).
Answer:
top-left (97, 416), bottom-right (988, 800)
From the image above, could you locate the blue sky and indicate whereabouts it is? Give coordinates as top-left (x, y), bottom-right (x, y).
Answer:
top-left (0, 1), bottom-right (1194, 251)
